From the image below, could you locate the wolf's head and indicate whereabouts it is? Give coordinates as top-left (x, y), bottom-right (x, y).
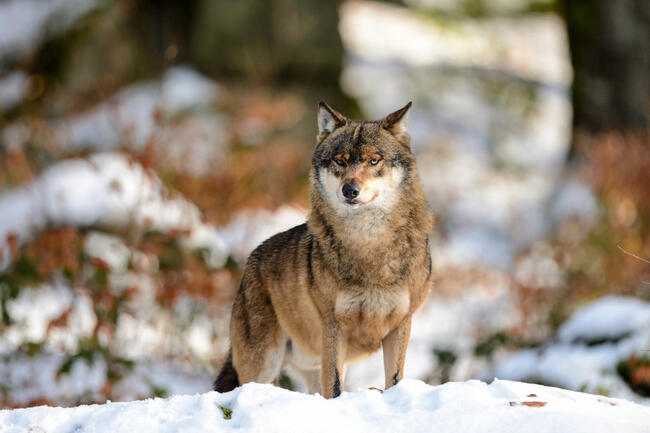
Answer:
top-left (311, 102), bottom-right (415, 216)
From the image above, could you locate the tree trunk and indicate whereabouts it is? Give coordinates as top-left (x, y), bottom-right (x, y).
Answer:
top-left (561, 0), bottom-right (649, 137)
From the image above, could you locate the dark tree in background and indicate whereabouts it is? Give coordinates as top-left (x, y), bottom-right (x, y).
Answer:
top-left (128, 0), bottom-right (354, 111)
top-left (191, 0), bottom-right (344, 86)
top-left (561, 0), bottom-right (649, 137)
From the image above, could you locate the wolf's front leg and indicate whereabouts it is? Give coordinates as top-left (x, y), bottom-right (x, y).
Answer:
top-left (320, 322), bottom-right (346, 398)
top-left (382, 314), bottom-right (412, 389)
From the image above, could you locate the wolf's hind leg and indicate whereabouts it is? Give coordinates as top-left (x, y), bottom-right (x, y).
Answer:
top-left (230, 278), bottom-right (287, 386)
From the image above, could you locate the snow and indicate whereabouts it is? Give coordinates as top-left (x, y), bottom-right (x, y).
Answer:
top-left (550, 179), bottom-right (599, 228)
top-left (1, 66), bottom-right (226, 174)
top-left (513, 241), bottom-right (563, 289)
top-left (1, 379), bottom-right (648, 433)
top-left (485, 296), bottom-right (650, 403)
top-left (219, 205), bottom-right (308, 265)
top-left (0, 0), bottom-right (642, 417)
top-left (0, 71), bottom-right (29, 111)
top-left (0, 0), bottom-right (102, 59)
top-left (557, 296), bottom-right (650, 344)
top-left (83, 231), bottom-right (131, 273)
top-left (0, 152), bottom-right (229, 271)
top-left (0, 353), bottom-right (211, 407)
top-left (340, 1), bottom-right (571, 86)
top-left (61, 66), bottom-right (220, 151)
top-left (4, 284), bottom-right (73, 344)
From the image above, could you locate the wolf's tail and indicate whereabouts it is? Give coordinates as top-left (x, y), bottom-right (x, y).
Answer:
top-left (214, 349), bottom-right (239, 392)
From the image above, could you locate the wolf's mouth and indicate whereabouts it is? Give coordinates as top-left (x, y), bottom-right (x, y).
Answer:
top-left (343, 193), bottom-right (378, 207)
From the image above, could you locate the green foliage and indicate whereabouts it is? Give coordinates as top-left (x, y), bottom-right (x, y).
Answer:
top-left (278, 371), bottom-right (295, 391)
top-left (58, 337), bottom-right (103, 376)
top-left (18, 341), bottom-right (45, 358)
top-left (12, 254), bottom-right (42, 283)
top-left (57, 337), bottom-right (135, 386)
top-left (433, 348), bottom-right (457, 384)
top-left (107, 357), bottom-right (135, 384)
top-left (143, 230), bottom-right (186, 271)
top-left (194, 247), bottom-right (212, 266)
top-left (157, 239), bottom-right (186, 271)
top-left (92, 267), bottom-right (109, 286)
top-left (0, 253), bottom-right (43, 325)
top-left (149, 382), bottom-right (169, 399)
top-left (219, 405), bottom-right (233, 420)
top-left (474, 332), bottom-right (509, 358)
top-left (413, 0), bottom-right (558, 19)
top-left (0, 280), bottom-right (20, 326)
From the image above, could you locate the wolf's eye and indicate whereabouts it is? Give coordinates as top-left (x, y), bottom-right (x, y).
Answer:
top-left (369, 159), bottom-right (380, 166)
top-left (334, 158), bottom-right (345, 166)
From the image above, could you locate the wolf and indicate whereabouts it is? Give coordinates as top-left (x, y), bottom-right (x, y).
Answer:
top-left (214, 101), bottom-right (434, 398)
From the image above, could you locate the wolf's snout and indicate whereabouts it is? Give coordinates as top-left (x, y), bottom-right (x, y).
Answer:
top-left (342, 182), bottom-right (360, 200)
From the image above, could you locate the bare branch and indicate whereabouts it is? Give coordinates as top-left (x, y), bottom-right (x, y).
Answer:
top-left (617, 244), bottom-right (650, 265)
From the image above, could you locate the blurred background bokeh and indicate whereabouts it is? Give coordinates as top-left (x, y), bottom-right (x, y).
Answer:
top-left (0, 0), bottom-right (648, 408)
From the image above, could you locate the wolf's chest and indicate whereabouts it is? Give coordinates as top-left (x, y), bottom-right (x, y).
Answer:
top-left (335, 289), bottom-right (410, 352)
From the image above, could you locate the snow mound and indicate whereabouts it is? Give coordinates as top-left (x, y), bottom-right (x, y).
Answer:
top-left (1, 379), bottom-right (648, 433)
top-left (486, 296), bottom-right (650, 402)
top-left (0, 152), bottom-right (228, 270)
top-left (2, 67), bottom-right (225, 175)
top-left (61, 66), bottom-right (220, 151)
top-left (558, 296), bottom-right (650, 344)
top-left (220, 205), bottom-right (308, 265)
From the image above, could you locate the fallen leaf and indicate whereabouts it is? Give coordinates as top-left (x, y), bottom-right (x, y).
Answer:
top-left (526, 394), bottom-right (537, 397)
top-left (368, 387), bottom-right (384, 393)
top-left (522, 401), bottom-right (547, 407)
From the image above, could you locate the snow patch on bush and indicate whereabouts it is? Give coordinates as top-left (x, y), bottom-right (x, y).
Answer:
top-left (558, 296), bottom-right (650, 344)
top-left (485, 296), bottom-right (650, 403)
top-left (0, 0), bottom-right (102, 59)
top-left (220, 205), bottom-right (308, 265)
top-left (0, 152), bottom-right (228, 271)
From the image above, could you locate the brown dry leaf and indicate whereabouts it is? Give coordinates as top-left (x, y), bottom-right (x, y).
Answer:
top-left (46, 307), bottom-right (73, 332)
top-left (368, 387), bottom-right (383, 393)
top-left (522, 401), bottom-right (547, 407)
top-left (526, 394), bottom-right (537, 397)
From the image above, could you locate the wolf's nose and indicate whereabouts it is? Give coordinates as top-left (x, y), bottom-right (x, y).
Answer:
top-left (342, 182), bottom-right (360, 199)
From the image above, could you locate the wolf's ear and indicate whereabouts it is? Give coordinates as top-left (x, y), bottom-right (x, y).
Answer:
top-left (381, 102), bottom-right (412, 147)
top-left (318, 101), bottom-right (346, 139)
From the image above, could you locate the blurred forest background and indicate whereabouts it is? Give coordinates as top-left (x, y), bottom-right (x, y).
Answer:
top-left (0, 0), bottom-right (648, 408)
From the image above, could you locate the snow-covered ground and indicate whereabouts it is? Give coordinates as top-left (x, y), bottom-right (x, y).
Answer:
top-left (484, 296), bottom-right (650, 404)
top-left (1, 379), bottom-right (649, 433)
top-left (1, 0), bottom-right (646, 414)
